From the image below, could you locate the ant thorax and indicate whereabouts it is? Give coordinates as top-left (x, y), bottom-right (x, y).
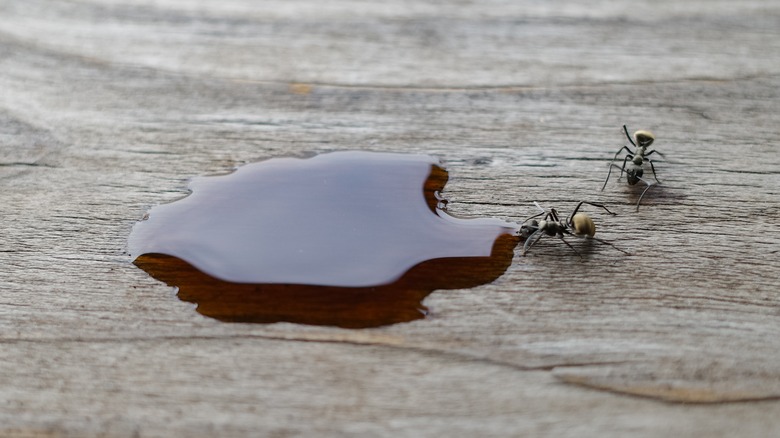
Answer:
top-left (539, 219), bottom-right (566, 236)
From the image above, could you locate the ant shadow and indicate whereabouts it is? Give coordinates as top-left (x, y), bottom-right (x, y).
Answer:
top-left (615, 176), bottom-right (689, 210)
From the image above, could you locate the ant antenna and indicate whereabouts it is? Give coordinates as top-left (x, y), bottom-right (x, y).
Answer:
top-left (623, 124), bottom-right (636, 147)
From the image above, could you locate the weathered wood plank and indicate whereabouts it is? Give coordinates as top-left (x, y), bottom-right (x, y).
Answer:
top-left (2, 0), bottom-right (780, 436)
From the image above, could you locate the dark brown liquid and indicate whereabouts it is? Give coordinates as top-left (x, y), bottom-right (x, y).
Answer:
top-left (130, 151), bottom-right (518, 328)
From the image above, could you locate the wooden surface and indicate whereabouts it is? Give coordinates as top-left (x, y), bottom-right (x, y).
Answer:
top-left (2, 1), bottom-right (780, 436)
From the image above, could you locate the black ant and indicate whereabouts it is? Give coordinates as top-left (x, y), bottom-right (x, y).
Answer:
top-left (519, 201), bottom-right (629, 259)
top-left (600, 125), bottom-right (665, 211)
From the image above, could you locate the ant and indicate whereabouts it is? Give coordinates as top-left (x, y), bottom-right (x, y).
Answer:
top-left (600, 125), bottom-right (665, 211)
top-left (519, 201), bottom-right (629, 260)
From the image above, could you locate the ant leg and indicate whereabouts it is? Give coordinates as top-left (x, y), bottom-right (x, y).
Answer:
top-left (601, 147), bottom-right (634, 191)
top-left (558, 232), bottom-right (583, 260)
top-left (645, 157), bottom-right (662, 184)
top-left (520, 202), bottom-right (547, 226)
top-left (623, 125), bottom-right (636, 147)
top-left (569, 201), bottom-right (586, 219)
top-left (522, 230), bottom-right (545, 255)
top-left (611, 146), bottom-right (634, 162)
top-left (567, 201), bottom-right (617, 227)
top-left (521, 210), bottom-right (545, 225)
top-left (635, 177), bottom-right (654, 211)
top-left (532, 203), bottom-right (563, 223)
top-left (561, 238), bottom-right (583, 260)
top-left (591, 236), bottom-right (631, 255)
top-left (565, 226), bottom-right (629, 257)
top-left (616, 155), bottom-right (631, 181)
top-left (601, 166), bottom-right (613, 191)
top-left (609, 156), bottom-right (633, 187)
top-left (644, 149), bottom-right (666, 159)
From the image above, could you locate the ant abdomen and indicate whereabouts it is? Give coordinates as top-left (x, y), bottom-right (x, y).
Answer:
top-left (571, 213), bottom-right (595, 237)
top-left (626, 166), bottom-right (643, 185)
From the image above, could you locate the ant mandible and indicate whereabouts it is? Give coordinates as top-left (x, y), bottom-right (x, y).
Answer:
top-left (600, 125), bottom-right (665, 211)
top-left (519, 201), bottom-right (629, 260)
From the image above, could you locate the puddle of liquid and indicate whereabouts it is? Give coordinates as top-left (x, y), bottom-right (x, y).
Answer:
top-left (130, 151), bottom-right (519, 328)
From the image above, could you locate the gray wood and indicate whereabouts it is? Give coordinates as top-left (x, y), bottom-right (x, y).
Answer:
top-left (2, 0), bottom-right (780, 436)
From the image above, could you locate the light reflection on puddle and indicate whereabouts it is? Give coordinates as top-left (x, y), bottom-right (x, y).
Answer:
top-left (130, 151), bottom-right (518, 328)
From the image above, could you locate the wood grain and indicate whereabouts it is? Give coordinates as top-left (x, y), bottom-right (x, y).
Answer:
top-left (2, 0), bottom-right (780, 436)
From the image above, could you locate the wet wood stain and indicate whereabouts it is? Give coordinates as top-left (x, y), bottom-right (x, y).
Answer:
top-left (130, 151), bottom-right (518, 328)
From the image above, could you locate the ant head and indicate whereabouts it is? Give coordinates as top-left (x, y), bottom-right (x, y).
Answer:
top-left (571, 213), bottom-right (596, 237)
top-left (519, 219), bottom-right (539, 238)
top-left (633, 130), bottom-right (655, 148)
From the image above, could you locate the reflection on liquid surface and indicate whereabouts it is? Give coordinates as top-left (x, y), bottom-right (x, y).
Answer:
top-left (130, 151), bottom-right (518, 327)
